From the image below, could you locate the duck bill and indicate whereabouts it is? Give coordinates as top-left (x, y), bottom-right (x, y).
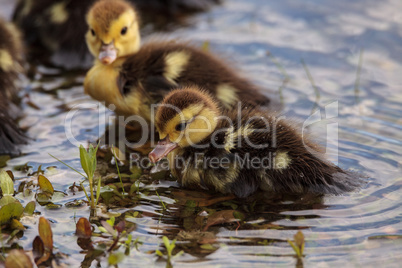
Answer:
top-left (99, 42), bottom-right (117, 64)
top-left (148, 137), bottom-right (178, 163)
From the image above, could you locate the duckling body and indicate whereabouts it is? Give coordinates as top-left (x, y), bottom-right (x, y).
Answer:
top-left (0, 18), bottom-right (26, 155)
top-left (149, 87), bottom-right (362, 198)
top-left (84, 0), bottom-right (272, 120)
top-left (12, 0), bottom-right (220, 63)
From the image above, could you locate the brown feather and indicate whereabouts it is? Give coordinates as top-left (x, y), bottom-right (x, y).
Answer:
top-left (119, 40), bottom-right (273, 117)
top-left (0, 18), bottom-right (27, 155)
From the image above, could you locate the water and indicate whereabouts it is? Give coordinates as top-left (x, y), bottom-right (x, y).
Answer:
top-left (1, 0), bottom-right (402, 267)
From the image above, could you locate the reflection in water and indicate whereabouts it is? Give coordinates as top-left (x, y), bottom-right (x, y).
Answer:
top-left (1, 0), bottom-right (401, 267)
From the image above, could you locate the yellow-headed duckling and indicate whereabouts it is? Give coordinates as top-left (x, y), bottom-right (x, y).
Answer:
top-left (84, 0), bottom-right (272, 122)
top-left (148, 86), bottom-right (362, 198)
top-left (12, 0), bottom-right (220, 63)
top-left (0, 18), bottom-right (26, 155)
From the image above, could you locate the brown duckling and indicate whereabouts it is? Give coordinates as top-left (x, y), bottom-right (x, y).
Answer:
top-left (148, 86), bottom-right (362, 198)
top-left (12, 0), bottom-right (220, 64)
top-left (0, 18), bottom-right (26, 155)
top-left (84, 0), bottom-right (273, 122)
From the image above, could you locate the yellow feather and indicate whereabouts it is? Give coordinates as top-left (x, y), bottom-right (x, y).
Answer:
top-left (0, 49), bottom-right (14, 72)
top-left (274, 151), bottom-right (292, 170)
top-left (164, 51), bottom-right (191, 84)
top-left (216, 84), bottom-right (238, 108)
top-left (49, 2), bottom-right (69, 24)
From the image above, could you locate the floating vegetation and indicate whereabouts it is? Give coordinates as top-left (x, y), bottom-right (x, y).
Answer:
top-left (0, 170), bottom-right (34, 227)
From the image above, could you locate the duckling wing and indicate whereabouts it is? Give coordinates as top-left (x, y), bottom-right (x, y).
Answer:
top-left (144, 75), bottom-right (181, 101)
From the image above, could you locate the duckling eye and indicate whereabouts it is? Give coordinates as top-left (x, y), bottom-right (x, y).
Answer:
top-left (90, 29), bottom-right (96, 36)
top-left (121, 26), bottom-right (128, 35)
top-left (175, 122), bottom-right (187, 131)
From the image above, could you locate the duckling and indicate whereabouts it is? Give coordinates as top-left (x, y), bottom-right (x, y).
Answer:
top-left (12, 0), bottom-right (220, 64)
top-left (0, 18), bottom-right (26, 155)
top-left (84, 0), bottom-right (272, 122)
top-left (148, 86), bottom-right (362, 198)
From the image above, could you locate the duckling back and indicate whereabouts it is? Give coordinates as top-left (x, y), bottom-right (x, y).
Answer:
top-left (89, 41), bottom-right (274, 119)
top-left (172, 107), bottom-right (363, 198)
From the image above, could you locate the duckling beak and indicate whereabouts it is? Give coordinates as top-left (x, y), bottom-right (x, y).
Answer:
top-left (148, 137), bottom-right (178, 163)
top-left (99, 41), bottom-right (117, 64)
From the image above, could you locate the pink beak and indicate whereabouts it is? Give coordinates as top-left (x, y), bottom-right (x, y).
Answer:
top-left (99, 42), bottom-right (117, 64)
top-left (148, 137), bottom-right (179, 163)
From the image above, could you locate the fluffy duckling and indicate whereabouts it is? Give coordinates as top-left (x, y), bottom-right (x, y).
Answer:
top-left (84, 0), bottom-right (272, 122)
top-left (148, 86), bottom-right (362, 198)
top-left (12, 0), bottom-right (220, 63)
top-left (0, 18), bottom-right (26, 155)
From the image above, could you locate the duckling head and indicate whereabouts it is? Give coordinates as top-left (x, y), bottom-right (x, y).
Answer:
top-left (149, 87), bottom-right (220, 163)
top-left (86, 0), bottom-right (140, 65)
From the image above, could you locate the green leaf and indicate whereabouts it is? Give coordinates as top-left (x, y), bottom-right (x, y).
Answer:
top-left (38, 175), bottom-right (54, 195)
top-left (173, 250), bottom-right (184, 259)
top-left (38, 217), bottom-right (53, 252)
top-left (98, 227), bottom-right (108, 233)
top-left (80, 182), bottom-right (90, 203)
top-left (294, 231), bottom-right (305, 249)
top-left (45, 203), bottom-right (62, 209)
top-left (125, 234), bottom-right (132, 245)
top-left (287, 240), bottom-right (300, 257)
top-left (0, 195), bottom-right (17, 207)
top-left (163, 236), bottom-right (175, 257)
top-left (0, 169), bottom-right (14, 195)
top-left (11, 219), bottom-right (25, 230)
top-left (0, 201), bottom-right (24, 225)
top-left (5, 249), bottom-right (33, 268)
top-left (95, 178), bottom-right (101, 205)
top-left (163, 236), bottom-right (170, 248)
top-left (79, 145), bottom-right (91, 178)
top-left (155, 250), bottom-right (164, 257)
top-left (89, 144), bottom-right (98, 175)
top-left (101, 220), bottom-right (117, 237)
top-left (106, 217), bottom-right (115, 226)
top-left (108, 252), bottom-right (125, 265)
top-left (23, 201), bottom-right (36, 216)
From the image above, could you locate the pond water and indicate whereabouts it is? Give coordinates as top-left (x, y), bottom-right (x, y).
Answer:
top-left (1, 0), bottom-right (402, 267)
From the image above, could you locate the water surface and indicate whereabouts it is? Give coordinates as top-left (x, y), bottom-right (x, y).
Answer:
top-left (2, 0), bottom-right (402, 267)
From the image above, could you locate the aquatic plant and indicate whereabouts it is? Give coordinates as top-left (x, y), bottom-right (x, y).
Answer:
top-left (4, 216), bottom-right (55, 267)
top-left (288, 230), bottom-right (305, 258)
top-left (156, 236), bottom-right (184, 267)
top-left (111, 146), bottom-right (126, 196)
top-left (50, 144), bottom-right (101, 215)
top-left (0, 170), bottom-right (35, 228)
